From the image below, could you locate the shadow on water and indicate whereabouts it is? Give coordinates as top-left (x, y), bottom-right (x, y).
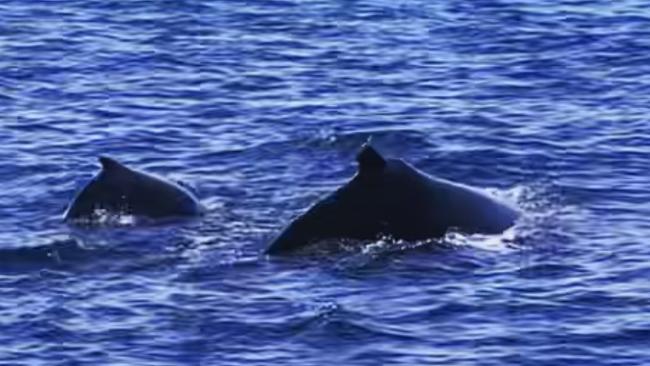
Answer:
top-left (0, 223), bottom-right (199, 274)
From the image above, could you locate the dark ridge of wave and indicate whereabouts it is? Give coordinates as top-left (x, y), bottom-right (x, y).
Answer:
top-left (0, 228), bottom-right (190, 273)
top-left (515, 263), bottom-right (588, 279)
top-left (279, 303), bottom-right (424, 351)
top-left (0, 239), bottom-right (92, 271)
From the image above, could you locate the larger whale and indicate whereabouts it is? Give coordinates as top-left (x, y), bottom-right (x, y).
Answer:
top-left (64, 157), bottom-right (204, 222)
top-left (266, 143), bottom-right (519, 254)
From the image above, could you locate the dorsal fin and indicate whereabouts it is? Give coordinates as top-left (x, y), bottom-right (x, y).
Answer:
top-left (356, 141), bottom-right (386, 174)
top-left (98, 156), bottom-right (129, 173)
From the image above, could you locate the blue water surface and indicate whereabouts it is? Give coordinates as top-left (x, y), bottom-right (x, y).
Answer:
top-left (2, 0), bottom-right (650, 365)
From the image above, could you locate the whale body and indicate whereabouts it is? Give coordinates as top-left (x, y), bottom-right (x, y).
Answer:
top-left (64, 157), bottom-right (203, 222)
top-left (266, 144), bottom-right (519, 254)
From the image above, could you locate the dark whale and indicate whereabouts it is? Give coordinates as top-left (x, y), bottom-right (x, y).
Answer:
top-left (266, 144), bottom-right (520, 254)
top-left (64, 157), bottom-right (204, 222)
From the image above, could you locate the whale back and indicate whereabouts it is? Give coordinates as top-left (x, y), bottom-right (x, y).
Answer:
top-left (267, 145), bottom-right (446, 254)
top-left (266, 144), bottom-right (519, 254)
top-left (64, 157), bottom-right (202, 221)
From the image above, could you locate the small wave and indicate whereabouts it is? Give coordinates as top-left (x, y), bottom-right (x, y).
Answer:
top-left (0, 239), bottom-right (92, 271)
top-left (516, 262), bottom-right (588, 279)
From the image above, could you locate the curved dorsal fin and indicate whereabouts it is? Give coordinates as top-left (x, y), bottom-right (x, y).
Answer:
top-left (356, 141), bottom-right (386, 174)
top-left (98, 156), bottom-right (129, 173)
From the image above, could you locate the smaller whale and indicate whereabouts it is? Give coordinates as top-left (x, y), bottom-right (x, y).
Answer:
top-left (266, 143), bottom-right (520, 254)
top-left (64, 157), bottom-right (204, 222)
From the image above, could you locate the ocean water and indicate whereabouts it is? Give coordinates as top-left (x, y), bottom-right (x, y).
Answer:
top-left (2, 0), bottom-right (650, 364)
